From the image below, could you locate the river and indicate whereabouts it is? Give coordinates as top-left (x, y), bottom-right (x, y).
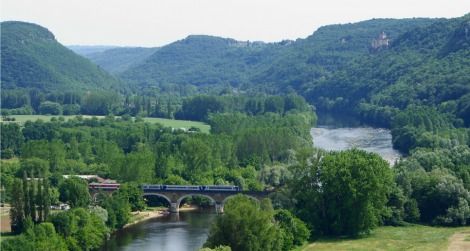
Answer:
top-left (103, 115), bottom-right (401, 250)
top-left (311, 113), bottom-right (401, 164)
top-left (102, 211), bottom-right (216, 251)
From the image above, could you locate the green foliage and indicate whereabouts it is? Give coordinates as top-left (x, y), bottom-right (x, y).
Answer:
top-left (204, 195), bottom-right (283, 251)
top-left (39, 101), bottom-right (62, 115)
top-left (101, 192), bottom-right (131, 229)
top-left (59, 177), bottom-right (91, 208)
top-left (1, 222), bottom-right (68, 251)
top-left (115, 183), bottom-right (146, 211)
top-left (395, 146), bottom-right (470, 226)
top-left (50, 208), bottom-right (108, 251)
top-left (0, 123), bottom-right (23, 157)
top-left (274, 209), bottom-right (310, 250)
top-left (291, 149), bottom-right (393, 236)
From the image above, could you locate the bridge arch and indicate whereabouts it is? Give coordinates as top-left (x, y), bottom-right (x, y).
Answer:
top-left (176, 194), bottom-right (217, 208)
top-left (222, 194), bottom-right (259, 206)
top-left (143, 193), bottom-right (172, 206)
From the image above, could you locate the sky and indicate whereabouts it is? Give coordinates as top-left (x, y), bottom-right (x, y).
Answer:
top-left (1, 0), bottom-right (469, 47)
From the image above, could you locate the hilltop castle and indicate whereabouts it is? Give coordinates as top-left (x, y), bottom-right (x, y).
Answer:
top-left (371, 31), bottom-right (390, 49)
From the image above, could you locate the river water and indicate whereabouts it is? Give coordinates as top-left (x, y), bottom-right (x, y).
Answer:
top-left (102, 114), bottom-right (401, 250)
top-left (102, 211), bottom-right (216, 251)
top-left (311, 114), bottom-right (401, 164)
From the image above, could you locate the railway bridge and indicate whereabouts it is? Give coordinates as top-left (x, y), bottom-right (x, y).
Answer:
top-left (142, 187), bottom-right (268, 213)
top-left (89, 184), bottom-right (269, 213)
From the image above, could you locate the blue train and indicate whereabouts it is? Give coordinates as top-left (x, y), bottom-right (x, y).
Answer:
top-left (141, 184), bottom-right (240, 192)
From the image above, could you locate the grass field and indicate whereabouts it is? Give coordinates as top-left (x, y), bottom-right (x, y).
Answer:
top-left (1, 115), bottom-right (210, 133)
top-left (300, 225), bottom-right (470, 251)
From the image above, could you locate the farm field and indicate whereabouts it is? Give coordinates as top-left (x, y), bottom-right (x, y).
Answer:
top-left (301, 225), bottom-right (470, 251)
top-left (1, 115), bottom-right (210, 133)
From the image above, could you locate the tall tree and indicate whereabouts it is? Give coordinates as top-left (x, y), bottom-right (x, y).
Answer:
top-left (22, 172), bottom-right (31, 221)
top-left (43, 177), bottom-right (51, 220)
top-left (37, 176), bottom-right (43, 222)
top-left (29, 171), bottom-right (36, 222)
top-left (10, 179), bottom-right (25, 234)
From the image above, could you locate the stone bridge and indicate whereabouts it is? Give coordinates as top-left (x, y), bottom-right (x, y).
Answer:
top-left (142, 189), bottom-right (268, 213)
top-left (89, 185), bottom-right (269, 214)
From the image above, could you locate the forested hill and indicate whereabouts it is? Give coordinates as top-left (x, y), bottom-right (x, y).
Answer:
top-left (304, 14), bottom-right (470, 125)
top-left (118, 15), bottom-right (469, 127)
top-left (1, 21), bottom-right (121, 93)
top-left (71, 46), bottom-right (159, 74)
top-left (120, 35), bottom-right (291, 90)
top-left (119, 18), bottom-right (437, 91)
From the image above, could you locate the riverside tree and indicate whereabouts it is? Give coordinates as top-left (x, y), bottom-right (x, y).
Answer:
top-left (291, 149), bottom-right (393, 236)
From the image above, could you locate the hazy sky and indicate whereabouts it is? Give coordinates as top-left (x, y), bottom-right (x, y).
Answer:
top-left (2, 0), bottom-right (469, 47)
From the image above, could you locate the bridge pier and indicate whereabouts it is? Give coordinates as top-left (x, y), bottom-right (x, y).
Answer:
top-left (170, 202), bottom-right (179, 213)
top-left (215, 203), bottom-right (224, 214)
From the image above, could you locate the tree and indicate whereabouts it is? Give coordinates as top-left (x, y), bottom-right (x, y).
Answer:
top-left (204, 195), bottom-right (283, 251)
top-left (28, 171), bottom-right (36, 222)
top-left (43, 177), bottom-right (51, 220)
top-left (0, 123), bottom-right (23, 157)
top-left (116, 183), bottom-right (146, 211)
top-left (1, 222), bottom-right (68, 251)
top-left (22, 172), bottom-right (31, 222)
top-left (291, 149), bottom-right (393, 236)
top-left (39, 101), bottom-right (62, 115)
top-left (10, 178), bottom-right (25, 234)
top-left (59, 177), bottom-right (90, 208)
top-left (50, 208), bottom-right (108, 251)
top-left (274, 209), bottom-right (310, 250)
top-left (102, 193), bottom-right (131, 229)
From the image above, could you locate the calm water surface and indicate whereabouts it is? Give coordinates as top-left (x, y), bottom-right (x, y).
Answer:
top-left (102, 211), bottom-right (216, 251)
top-left (311, 126), bottom-right (401, 164)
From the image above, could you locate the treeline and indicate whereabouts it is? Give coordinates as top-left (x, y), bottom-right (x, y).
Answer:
top-left (1, 112), bottom-right (314, 188)
top-left (1, 89), bottom-right (310, 123)
top-left (175, 93), bottom-right (312, 121)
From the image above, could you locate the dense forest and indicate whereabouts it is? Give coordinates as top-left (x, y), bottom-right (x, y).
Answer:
top-left (1, 13), bottom-right (470, 251)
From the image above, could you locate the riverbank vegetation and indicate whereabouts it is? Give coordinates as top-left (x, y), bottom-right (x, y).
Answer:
top-left (204, 195), bottom-right (309, 251)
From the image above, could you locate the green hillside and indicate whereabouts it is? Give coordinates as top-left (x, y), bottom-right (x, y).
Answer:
top-left (302, 15), bottom-right (470, 124)
top-left (85, 47), bottom-right (159, 74)
top-left (1, 21), bottom-right (121, 93)
top-left (119, 18), bottom-right (437, 93)
top-left (121, 35), bottom-right (289, 90)
top-left (67, 45), bottom-right (118, 56)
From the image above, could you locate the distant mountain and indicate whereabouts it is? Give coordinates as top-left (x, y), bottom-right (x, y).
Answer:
top-left (1, 21), bottom-right (121, 93)
top-left (68, 45), bottom-right (119, 57)
top-left (120, 35), bottom-right (290, 90)
top-left (119, 18), bottom-right (437, 92)
top-left (81, 47), bottom-right (159, 74)
top-left (118, 15), bottom-right (469, 125)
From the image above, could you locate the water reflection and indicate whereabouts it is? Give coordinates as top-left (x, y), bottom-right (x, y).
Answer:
top-left (101, 211), bottom-right (217, 251)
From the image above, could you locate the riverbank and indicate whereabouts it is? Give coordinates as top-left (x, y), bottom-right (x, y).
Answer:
top-left (124, 210), bottom-right (167, 229)
top-left (123, 205), bottom-right (200, 229)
